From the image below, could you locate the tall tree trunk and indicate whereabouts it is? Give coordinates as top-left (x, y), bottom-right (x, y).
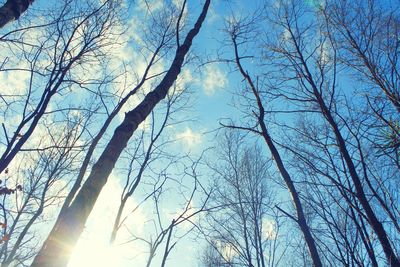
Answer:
top-left (30, 1), bottom-right (210, 266)
top-left (317, 93), bottom-right (400, 266)
top-left (292, 31), bottom-right (399, 265)
top-left (0, 0), bottom-right (33, 28)
top-left (231, 36), bottom-right (323, 267)
top-left (258, 125), bottom-right (323, 267)
top-left (285, 19), bottom-right (400, 265)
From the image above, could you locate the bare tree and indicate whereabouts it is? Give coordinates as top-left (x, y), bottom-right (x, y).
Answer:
top-left (254, 0), bottom-right (400, 265)
top-left (110, 150), bottom-right (210, 267)
top-left (31, 1), bottom-right (211, 266)
top-left (0, 0), bottom-right (124, 265)
top-left (1, 0), bottom-right (397, 265)
top-left (110, 80), bottom-right (192, 245)
top-left (0, 111), bottom-right (90, 266)
top-left (200, 131), bottom-right (285, 267)
top-left (200, 241), bottom-right (228, 267)
top-left (220, 13), bottom-right (323, 267)
top-left (0, 0), bottom-right (120, 174)
top-left (323, 0), bottom-right (400, 170)
top-left (325, 0), bottom-right (400, 113)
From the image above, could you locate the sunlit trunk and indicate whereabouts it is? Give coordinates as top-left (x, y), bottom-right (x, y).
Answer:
top-left (30, 1), bottom-right (210, 266)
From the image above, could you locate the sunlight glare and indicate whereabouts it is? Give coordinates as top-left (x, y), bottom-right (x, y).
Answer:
top-left (68, 239), bottom-right (124, 267)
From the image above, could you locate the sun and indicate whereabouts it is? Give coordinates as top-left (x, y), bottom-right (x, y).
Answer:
top-left (68, 238), bottom-right (124, 267)
top-left (66, 179), bottom-right (148, 267)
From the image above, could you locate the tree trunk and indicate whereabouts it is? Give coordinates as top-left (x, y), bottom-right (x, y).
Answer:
top-left (318, 94), bottom-right (400, 266)
top-left (231, 36), bottom-right (323, 267)
top-left (259, 125), bottom-right (323, 267)
top-left (0, 0), bottom-right (33, 28)
top-left (30, 1), bottom-right (210, 266)
top-left (287, 21), bottom-right (400, 265)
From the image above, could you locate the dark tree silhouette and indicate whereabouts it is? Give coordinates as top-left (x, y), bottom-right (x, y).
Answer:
top-left (0, 0), bottom-right (34, 28)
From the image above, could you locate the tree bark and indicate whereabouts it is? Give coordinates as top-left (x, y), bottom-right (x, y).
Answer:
top-left (231, 35), bottom-right (323, 267)
top-left (30, 1), bottom-right (210, 266)
top-left (293, 32), bottom-right (399, 266)
top-left (0, 0), bottom-right (33, 28)
top-left (317, 94), bottom-right (400, 266)
top-left (258, 124), bottom-right (323, 267)
top-left (285, 19), bottom-right (400, 265)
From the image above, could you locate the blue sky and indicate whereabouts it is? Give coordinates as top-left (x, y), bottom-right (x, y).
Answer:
top-left (64, 1), bottom-right (248, 266)
top-left (0, 0), bottom-right (355, 266)
top-left (61, 1), bottom-right (267, 266)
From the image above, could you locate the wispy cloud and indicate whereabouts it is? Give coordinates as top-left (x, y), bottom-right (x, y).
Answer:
top-left (203, 64), bottom-right (227, 96)
top-left (137, 0), bottom-right (164, 13)
top-left (262, 218), bottom-right (277, 240)
top-left (175, 127), bottom-right (203, 148)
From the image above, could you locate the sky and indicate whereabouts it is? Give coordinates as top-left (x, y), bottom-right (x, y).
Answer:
top-left (0, 0), bottom-right (327, 266)
top-left (2, 0), bottom-right (400, 265)
top-left (62, 1), bottom-right (260, 266)
top-left (60, 1), bottom-right (246, 266)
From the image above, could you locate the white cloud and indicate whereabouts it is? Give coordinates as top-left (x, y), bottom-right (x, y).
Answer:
top-left (178, 68), bottom-right (195, 89)
top-left (137, 0), bottom-right (163, 13)
top-left (168, 68), bottom-right (195, 97)
top-left (262, 218), bottom-right (277, 240)
top-left (281, 28), bottom-right (291, 42)
top-left (215, 241), bottom-right (238, 262)
top-left (172, 0), bottom-right (184, 8)
top-left (222, 243), bottom-right (237, 261)
top-left (0, 70), bottom-right (30, 95)
top-left (163, 199), bottom-right (196, 231)
top-left (175, 127), bottom-right (202, 148)
top-left (318, 41), bottom-right (330, 64)
top-left (206, 6), bottom-right (220, 25)
top-left (203, 64), bottom-right (227, 96)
